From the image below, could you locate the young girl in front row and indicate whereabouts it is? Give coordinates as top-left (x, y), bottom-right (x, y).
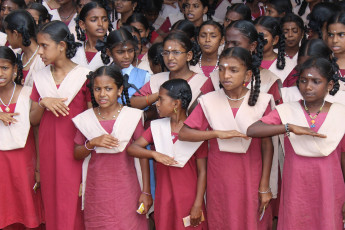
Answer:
top-left (128, 79), bottom-right (208, 230)
top-left (29, 20), bottom-right (89, 230)
top-left (247, 57), bottom-right (345, 230)
top-left (179, 47), bottom-right (275, 230)
top-left (73, 65), bottom-right (149, 229)
top-left (130, 31), bottom-right (213, 115)
top-left (0, 46), bottom-right (44, 230)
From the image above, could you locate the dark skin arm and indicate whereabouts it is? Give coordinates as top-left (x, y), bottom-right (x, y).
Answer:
top-left (258, 137), bottom-right (273, 214)
top-left (137, 158), bottom-right (153, 215)
top-left (130, 93), bottom-right (159, 110)
top-left (190, 157), bottom-right (207, 227)
top-left (247, 121), bottom-right (327, 138)
top-left (179, 124), bottom-right (250, 142)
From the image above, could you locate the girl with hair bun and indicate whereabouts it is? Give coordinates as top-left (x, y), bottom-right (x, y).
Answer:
top-left (72, 0), bottom-right (111, 70)
top-left (29, 20), bottom-right (90, 230)
top-left (128, 78), bottom-right (208, 230)
top-left (210, 20), bottom-right (282, 104)
top-left (255, 16), bottom-right (295, 85)
top-left (131, 31), bottom-right (213, 118)
top-left (3, 9), bottom-right (45, 87)
top-left (147, 42), bottom-right (167, 74)
top-left (248, 56), bottom-right (345, 230)
top-left (96, 27), bottom-right (150, 99)
top-left (73, 65), bottom-right (149, 229)
top-left (180, 47), bottom-right (275, 230)
top-left (0, 46), bottom-right (44, 230)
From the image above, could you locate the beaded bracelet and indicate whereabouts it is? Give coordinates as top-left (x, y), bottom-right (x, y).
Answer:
top-left (84, 140), bottom-right (96, 151)
top-left (258, 188), bottom-right (271, 194)
top-left (285, 123), bottom-right (290, 137)
top-left (142, 192), bottom-right (152, 196)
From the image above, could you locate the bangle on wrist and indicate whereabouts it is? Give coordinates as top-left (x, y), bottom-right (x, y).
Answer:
top-left (258, 187), bottom-right (271, 194)
top-left (142, 191), bottom-right (151, 196)
top-left (84, 140), bottom-right (96, 151)
top-left (285, 123), bottom-right (290, 137)
top-left (145, 95), bottom-right (150, 106)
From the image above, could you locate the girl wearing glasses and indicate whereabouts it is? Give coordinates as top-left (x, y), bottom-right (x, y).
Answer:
top-left (130, 31), bottom-right (213, 119)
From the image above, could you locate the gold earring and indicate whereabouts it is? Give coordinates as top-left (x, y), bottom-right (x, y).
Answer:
top-left (174, 108), bottom-right (177, 113)
top-left (243, 82), bottom-right (246, 86)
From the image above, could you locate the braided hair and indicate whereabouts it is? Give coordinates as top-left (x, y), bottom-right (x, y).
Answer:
top-left (161, 79), bottom-right (192, 111)
top-left (75, 0), bottom-right (113, 42)
top-left (163, 31), bottom-right (200, 66)
top-left (225, 20), bottom-right (265, 66)
top-left (298, 57), bottom-right (342, 96)
top-left (87, 65), bottom-right (132, 107)
top-left (96, 27), bottom-right (138, 65)
top-left (254, 16), bottom-right (285, 70)
top-left (39, 20), bottom-right (82, 59)
top-left (3, 9), bottom-right (37, 47)
top-left (220, 47), bottom-right (261, 106)
top-left (308, 3), bottom-right (340, 40)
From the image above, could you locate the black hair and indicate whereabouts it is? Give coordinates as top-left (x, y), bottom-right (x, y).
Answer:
top-left (327, 11), bottom-right (345, 34)
top-left (3, 9), bottom-right (36, 47)
top-left (219, 47), bottom-right (261, 106)
top-left (198, 20), bottom-right (224, 37)
top-left (75, 0), bottom-right (113, 42)
top-left (141, 0), bottom-right (162, 24)
top-left (171, 19), bottom-right (197, 41)
top-left (87, 64), bottom-right (131, 107)
top-left (0, 46), bottom-right (23, 85)
top-left (96, 27), bottom-right (138, 64)
top-left (183, 0), bottom-right (212, 20)
top-left (280, 13), bottom-right (306, 44)
top-left (267, 0), bottom-right (292, 16)
top-left (27, 2), bottom-right (52, 27)
top-left (148, 42), bottom-right (167, 72)
top-left (161, 78), bottom-right (192, 110)
top-left (126, 13), bottom-right (154, 45)
top-left (298, 39), bottom-right (332, 62)
top-left (39, 20), bottom-right (82, 59)
top-left (254, 16), bottom-right (285, 70)
top-left (1, 0), bottom-right (26, 9)
top-left (298, 56), bottom-right (342, 96)
top-left (308, 2), bottom-right (340, 39)
top-left (226, 3), bottom-right (252, 22)
top-left (226, 20), bottom-right (265, 66)
top-left (163, 31), bottom-right (200, 66)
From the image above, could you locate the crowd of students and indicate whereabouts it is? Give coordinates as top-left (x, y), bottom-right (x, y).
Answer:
top-left (1, 0), bottom-right (345, 229)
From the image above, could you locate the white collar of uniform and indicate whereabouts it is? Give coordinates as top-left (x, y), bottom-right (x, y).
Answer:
top-left (122, 64), bottom-right (134, 76)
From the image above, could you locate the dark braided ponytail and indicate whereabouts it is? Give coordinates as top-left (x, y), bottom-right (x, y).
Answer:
top-left (219, 47), bottom-right (261, 106)
top-left (161, 79), bottom-right (192, 111)
top-left (297, 0), bottom-right (308, 17)
top-left (15, 54), bottom-right (24, 85)
top-left (3, 9), bottom-right (37, 47)
top-left (254, 16), bottom-right (285, 70)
